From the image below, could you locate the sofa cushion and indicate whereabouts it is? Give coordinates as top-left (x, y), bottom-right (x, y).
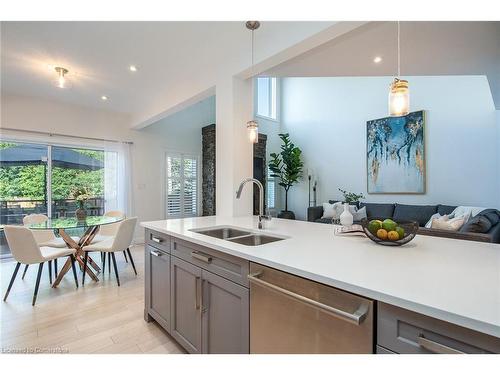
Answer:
top-left (359, 202), bottom-right (395, 218)
top-left (461, 215), bottom-right (493, 233)
top-left (478, 209), bottom-right (500, 225)
top-left (393, 203), bottom-right (438, 226)
top-left (437, 204), bottom-right (457, 216)
top-left (315, 218), bottom-right (333, 224)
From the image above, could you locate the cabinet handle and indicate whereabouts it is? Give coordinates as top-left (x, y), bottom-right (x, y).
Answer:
top-left (417, 335), bottom-right (465, 354)
top-left (248, 271), bottom-right (369, 325)
top-left (150, 250), bottom-right (163, 257)
top-left (151, 236), bottom-right (163, 243)
top-left (191, 251), bottom-right (212, 263)
top-left (195, 276), bottom-right (201, 310)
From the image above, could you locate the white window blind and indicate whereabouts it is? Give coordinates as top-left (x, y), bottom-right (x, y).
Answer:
top-left (267, 167), bottom-right (276, 209)
top-left (166, 153), bottom-right (199, 217)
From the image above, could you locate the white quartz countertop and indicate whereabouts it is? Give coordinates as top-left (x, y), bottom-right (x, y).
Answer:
top-left (141, 215), bottom-right (500, 338)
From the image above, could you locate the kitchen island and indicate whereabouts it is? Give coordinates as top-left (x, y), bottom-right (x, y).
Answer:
top-left (141, 215), bottom-right (500, 354)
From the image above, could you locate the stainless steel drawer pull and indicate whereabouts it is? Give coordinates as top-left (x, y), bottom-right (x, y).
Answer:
top-left (191, 251), bottom-right (212, 263)
top-left (417, 335), bottom-right (465, 354)
top-left (150, 250), bottom-right (163, 257)
top-left (151, 236), bottom-right (163, 243)
top-left (248, 272), bottom-right (369, 325)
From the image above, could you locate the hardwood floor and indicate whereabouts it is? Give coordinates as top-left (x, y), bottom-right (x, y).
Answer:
top-left (0, 245), bottom-right (185, 354)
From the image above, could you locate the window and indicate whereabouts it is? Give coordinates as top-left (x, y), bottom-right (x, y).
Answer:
top-left (267, 167), bottom-right (276, 209)
top-left (256, 77), bottom-right (278, 120)
top-left (166, 153), bottom-right (199, 218)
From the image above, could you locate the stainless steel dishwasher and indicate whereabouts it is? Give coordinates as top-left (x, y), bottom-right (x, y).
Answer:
top-left (248, 263), bottom-right (374, 353)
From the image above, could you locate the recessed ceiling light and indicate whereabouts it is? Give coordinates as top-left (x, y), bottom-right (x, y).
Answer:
top-left (101, 95), bottom-right (108, 101)
top-left (373, 56), bottom-right (383, 64)
top-left (129, 65), bottom-right (138, 72)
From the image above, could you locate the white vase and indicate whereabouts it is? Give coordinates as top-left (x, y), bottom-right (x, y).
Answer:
top-left (340, 203), bottom-right (353, 226)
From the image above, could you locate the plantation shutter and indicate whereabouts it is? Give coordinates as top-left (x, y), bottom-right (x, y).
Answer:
top-left (166, 153), bottom-right (199, 217)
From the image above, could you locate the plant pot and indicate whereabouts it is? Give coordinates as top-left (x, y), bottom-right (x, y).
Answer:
top-left (75, 208), bottom-right (87, 221)
top-left (278, 210), bottom-right (295, 220)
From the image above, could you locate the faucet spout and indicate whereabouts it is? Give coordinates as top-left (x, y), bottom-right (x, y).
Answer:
top-left (236, 178), bottom-right (271, 229)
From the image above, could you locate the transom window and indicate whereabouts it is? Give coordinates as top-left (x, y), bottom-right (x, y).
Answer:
top-left (256, 77), bottom-right (278, 121)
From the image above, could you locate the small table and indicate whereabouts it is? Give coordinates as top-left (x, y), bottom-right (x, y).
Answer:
top-left (28, 216), bottom-right (124, 287)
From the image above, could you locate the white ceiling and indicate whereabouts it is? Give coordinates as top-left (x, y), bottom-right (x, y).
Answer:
top-left (264, 21), bottom-right (500, 109)
top-left (0, 21), bottom-right (334, 125)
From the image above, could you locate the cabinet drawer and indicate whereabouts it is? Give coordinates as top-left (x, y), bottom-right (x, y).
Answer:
top-left (171, 237), bottom-right (249, 287)
top-left (145, 229), bottom-right (170, 253)
top-left (378, 302), bottom-right (500, 354)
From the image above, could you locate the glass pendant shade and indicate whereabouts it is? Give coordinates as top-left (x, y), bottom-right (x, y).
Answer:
top-left (247, 120), bottom-right (259, 144)
top-left (388, 78), bottom-right (410, 116)
top-left (53, 67), bottom-right (71, 89)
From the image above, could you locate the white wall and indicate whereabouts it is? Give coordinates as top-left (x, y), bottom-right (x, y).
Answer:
top-left (0, 94), bottom-right (168, 240)
top-left (142, 95), bottom-right (215, 155)
top-left (279, 76), bottom-right (498, 220)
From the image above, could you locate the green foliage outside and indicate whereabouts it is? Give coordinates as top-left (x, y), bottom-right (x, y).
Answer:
top-left (0, 143), bottom-right (104, 201)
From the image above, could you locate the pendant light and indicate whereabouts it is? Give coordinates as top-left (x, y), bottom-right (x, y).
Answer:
top-left (246, 21), bottom-right (260, 144)
top-left (388, 21), bottom-right (410, 116)
top-left (53, 66), bottom-right (71, 89)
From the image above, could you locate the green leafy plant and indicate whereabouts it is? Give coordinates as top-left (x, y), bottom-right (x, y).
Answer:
top-left (268, 133), bottom-right (304, 212)
top-left (71, 186), bottom-right (92, 209)
top-left (338, 188), bottom-right (365, 205)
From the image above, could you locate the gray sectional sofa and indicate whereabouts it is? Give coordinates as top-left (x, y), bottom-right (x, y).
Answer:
top-left (307, 201), bottom-right (500, 244)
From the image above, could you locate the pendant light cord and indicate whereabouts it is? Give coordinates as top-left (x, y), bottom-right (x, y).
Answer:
top-left (251, 29), bottom-right (254, 73)
top-left (397, 21), bottom-right (401, 77)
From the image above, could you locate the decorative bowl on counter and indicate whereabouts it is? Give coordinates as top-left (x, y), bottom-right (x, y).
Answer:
top-left (360, 217), bottom-right (419, 246)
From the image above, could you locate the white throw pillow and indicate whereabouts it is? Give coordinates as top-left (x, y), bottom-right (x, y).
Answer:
top-left (425, 213), bottom-right (442, 228)
top-left (352, 206), bottom-right (367, 221)
top-left (431, 215), bottom-right (465, 231)
top-left (321, 203), bottom-right (336, 219)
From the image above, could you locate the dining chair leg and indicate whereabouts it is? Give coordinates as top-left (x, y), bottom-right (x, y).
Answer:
top-left (108, 253), bottom-right (111, 274)
top-left (54, 259), bottom-right (58, 278)
top-left (70, 255), bottom-right (79, 288)
top-left (21, 264), bottom-right (29, 280)
top-left (123, 250), bottom-right (128, 263)
top-left (82, 252), bottom-right (89, 286)
top-left (48, 260), bottom-right (53, 284)
top-left (32, 263), bottom-right (44, 306)
top-left (111, 252), bottom-right (120, 287)
top-left (3, 262), bottom-right (21, 301)
top-left (102, 252), bottom-right (106, 274)
top-left (126, 248), bottom-right (137, 276)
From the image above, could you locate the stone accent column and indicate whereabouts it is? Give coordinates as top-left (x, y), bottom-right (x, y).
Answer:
top-left (202, 124), bottom-right (216, 216)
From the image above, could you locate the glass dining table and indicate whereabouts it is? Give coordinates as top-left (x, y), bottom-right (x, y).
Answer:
top-left (27, 215), bottom-right (124, 287)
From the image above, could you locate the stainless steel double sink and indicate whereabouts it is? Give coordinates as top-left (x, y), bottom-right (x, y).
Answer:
top-left (190, 226), bottom-right (285, 246)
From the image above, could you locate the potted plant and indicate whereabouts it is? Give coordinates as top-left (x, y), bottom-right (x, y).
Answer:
top-left (269, 133), bottom-right (304, 220)
top-left (338, 188), bottom-right (365, 207)
top-left (71, 186), bottom-right (91, 220)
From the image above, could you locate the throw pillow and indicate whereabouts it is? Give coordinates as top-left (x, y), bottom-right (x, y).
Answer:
top-left (352, 206), bottom-right (367, 221)
top-left (425, 213), bottom-right (442, 228)
top-left (431, 216), bottom-right (465, 231)
top-left (449, 206), bottom-right (486, 219)
top-left (321, 203), bottom-right (336, 219)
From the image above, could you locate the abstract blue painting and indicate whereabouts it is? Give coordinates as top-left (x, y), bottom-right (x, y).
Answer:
top-left (367, 110), bottom-right (425, 194)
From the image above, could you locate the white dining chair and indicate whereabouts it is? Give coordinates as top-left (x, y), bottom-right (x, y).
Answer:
top-left (22, 214), bottom-right (77, 283)
top-left (3, 225), bottom-right (79, 306)
top-left (92, 210), bottom-right (129, 267)
top-left (82, 217), bottom-right (138, 287)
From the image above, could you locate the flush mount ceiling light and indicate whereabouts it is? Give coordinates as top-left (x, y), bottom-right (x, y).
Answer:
top-left (373, 56), bottom-right (382, 63)
top-left (388, 21), bottom-right (410, 116)
top-left (53, 66), bottom-right (71, 89)
top-left (246, 21), bottom-right (260, 144)
top-left (129, 65), bottom-right (138, 72)
top-left (101, 95), bottom-right (108, 101)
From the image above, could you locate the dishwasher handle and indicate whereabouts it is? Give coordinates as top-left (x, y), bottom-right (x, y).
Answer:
top-left (248, 272), bottom-right (369, 325)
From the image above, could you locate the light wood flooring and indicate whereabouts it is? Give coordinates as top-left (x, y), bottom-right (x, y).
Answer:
top-left (0, 245), bottom-right (185, 354)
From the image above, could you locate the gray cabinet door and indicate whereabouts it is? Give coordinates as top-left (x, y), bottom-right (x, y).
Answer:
top-left (201, 270), bottom-right (249, 354)
top-left (145, 245), bottom-right (171, 332)
top-left (170, 256), bottom-right (202, 354)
